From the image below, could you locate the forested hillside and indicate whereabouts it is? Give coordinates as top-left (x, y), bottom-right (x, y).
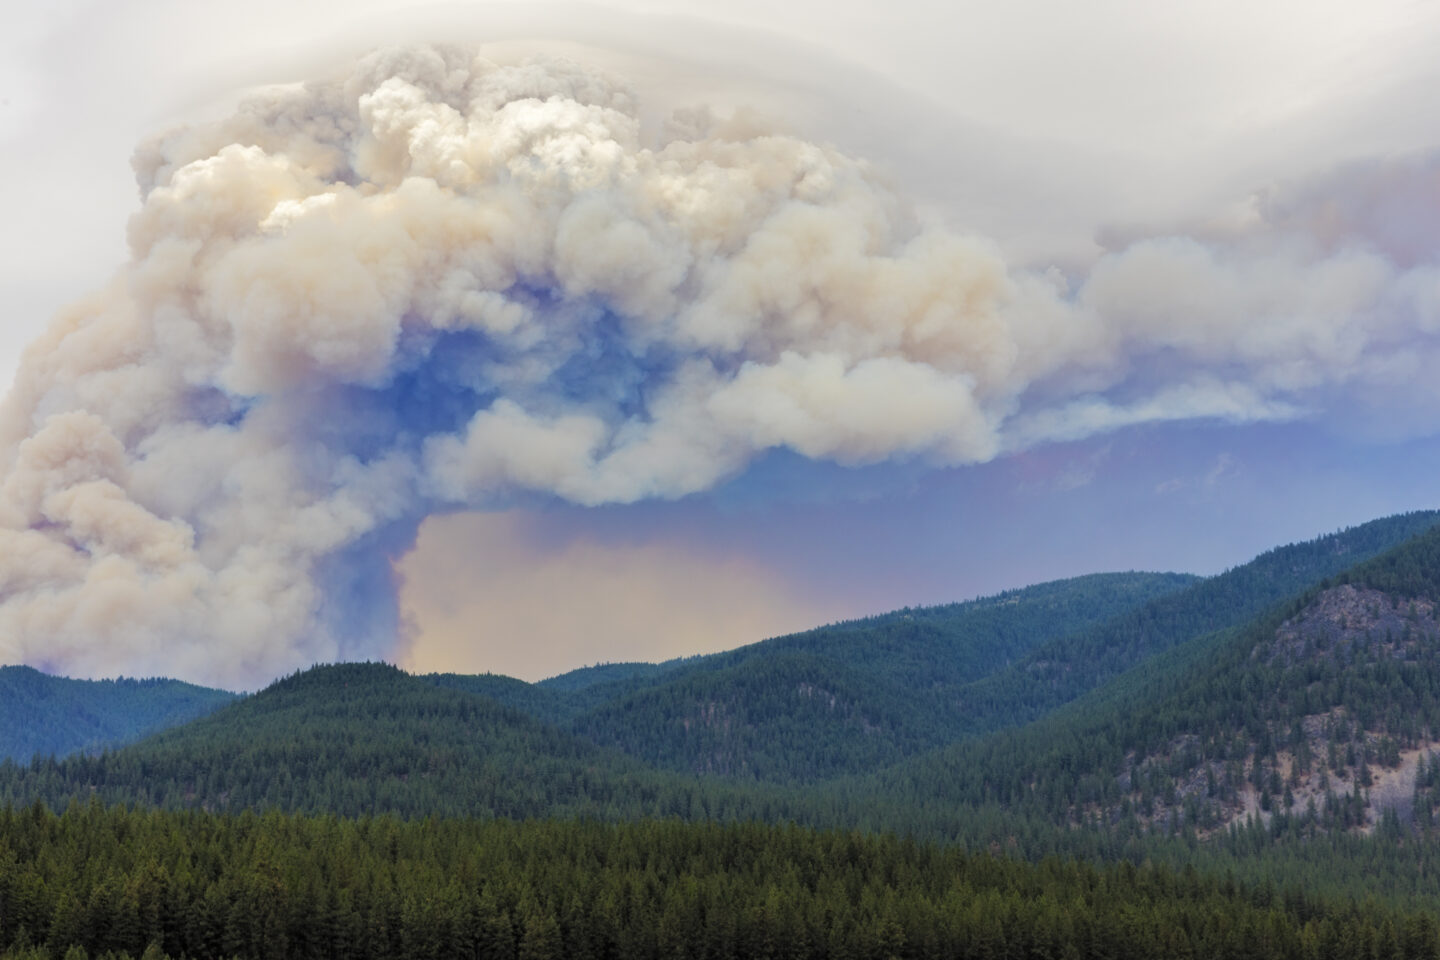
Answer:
top-left (539, 661), bottom-right (677, 692)
top-left (940, 510), bottom-right (1440, 738)
top-left (421, 572), bottom-right (1197, 749)
top-left (0, 664), bottom-right (774, 822)
top-left (849, 518), bottom-right (1440, 847)
top-left (7, 511), bottom-right (1440, 928)
top-left (4, 804), bottom-right (1440, 960)
top-left (566, 572), bottom-right (1198, 780)
top-left (0, 668), bottom-right (235, 763)
top-left (7, 514), bottom-right (1440, 834)
top-left (412, 513), bottom-right (1437, 785)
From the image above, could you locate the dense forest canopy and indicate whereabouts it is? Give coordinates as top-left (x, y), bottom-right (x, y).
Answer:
top-left (4, 804), bottom-right (1440, 960)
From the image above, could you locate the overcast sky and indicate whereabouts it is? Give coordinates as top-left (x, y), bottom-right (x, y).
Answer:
top-left (3, 0), bottom-right (1439, 683)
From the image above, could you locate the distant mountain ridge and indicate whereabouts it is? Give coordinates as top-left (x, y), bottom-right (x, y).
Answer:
top-left (0, 667), bottom-right (236, 763)
top-left (937, 509), bottom-right (1440, 738)
top-left (540, 661), bottom-right (678, 691)
top-left (850, 512), bottom-right (1440, 842)
top-left (413, 513), bottom-right (1440, 785)
top-left (0, 661), bottom-right (771, 821)
top-left (5, 509), bottom-right (1440, 864)
top-left (566, 572), bottom-right (1199, 781)
top-left (431, 571), bottom-right (1200, 778)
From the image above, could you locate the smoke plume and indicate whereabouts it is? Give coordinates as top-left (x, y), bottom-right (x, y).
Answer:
top-left (1, 45), bottom-right (1436, 687)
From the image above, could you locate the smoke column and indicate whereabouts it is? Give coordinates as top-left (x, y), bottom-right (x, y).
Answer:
top-left (1, 45), bottom-right (1436, 688)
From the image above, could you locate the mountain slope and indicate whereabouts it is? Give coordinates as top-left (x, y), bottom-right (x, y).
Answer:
top-left (855, 514), bottom-right (1440, 842)
top-left (8, 513), bottom-right (1440, 923)
top-left (7, 511), bottom-right (1440, 847)
top-left (410, 571), bottom-right (1197, 778)
top-left (539, 661), bottom-right (678, 691)
top-left (0, 662), bottom-right (770, 821)
top-left (423, 671), bottom-right (574, 724)
top-left (555, 513), bottom-right (1439, 784)
top-left (0, 667), bottom-right (236, 762)
top-left (0, 572), bottom-right (1201, 816)
top-left (941, 510), bottom-right (1440, 738)
top-left (565, 571), bottom-right (1199, 780)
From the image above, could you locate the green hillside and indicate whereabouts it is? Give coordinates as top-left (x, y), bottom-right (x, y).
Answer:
top-left (942, 509), bottom-right (1440, 738)
top-left (422, 671), bottom-right (574, 724)
top-left (852, 516), bottom-right (1440, 848)
top-left (7, 511), bottom-right (1440, 917)
top-left (0, 663), bottom-right (770, 822)
top-left (459, 571), bottom-right (1201, 780)
top-left (0, 667), bottom-right (236, 763)
top-left (12, 515), bottom-right (1433, 822)
top-left (418, 513), bottom-right (1438, 785)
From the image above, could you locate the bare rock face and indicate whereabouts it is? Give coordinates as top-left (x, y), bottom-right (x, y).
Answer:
top-left (1266, 585), bottom-right (1440, 666)
top-left (1111, 585), bottom-right (1440, 838)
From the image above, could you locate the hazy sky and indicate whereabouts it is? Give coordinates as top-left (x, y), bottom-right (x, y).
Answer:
top-left (3, 0), bottom-right (1439, 685)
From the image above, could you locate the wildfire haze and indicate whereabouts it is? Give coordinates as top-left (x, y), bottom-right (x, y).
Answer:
top-left (2, 5), bottom-right (1439, 687)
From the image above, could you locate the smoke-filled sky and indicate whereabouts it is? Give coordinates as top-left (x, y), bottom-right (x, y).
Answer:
top-left (2, 0), bottom-right (1439, 688)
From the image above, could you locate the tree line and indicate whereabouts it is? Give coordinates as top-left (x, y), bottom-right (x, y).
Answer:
top-left (3, 801), bottom-right (1440, 960)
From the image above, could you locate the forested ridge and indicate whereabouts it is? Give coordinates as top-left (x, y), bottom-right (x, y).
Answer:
top-left (424, 513), bottom-right (1440, 784)
top-left (0, 665), bottom-right (781, 823)
top-left (564, 572), bottom-right (1199, 780)
top-left (6, 515), bottom-right (1440, 844)
top-left (935, 509), bottom-right (1440, 739)
top-left (7, 512), bottom-right (1440, 957)
top-left (0, 671), bottom-right (235, 765)
top-left (829, 518), bottom-right (1440, 846)
top-left (424, 571), bottom-right (1201, 764)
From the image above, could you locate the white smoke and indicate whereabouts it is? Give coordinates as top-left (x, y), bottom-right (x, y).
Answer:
top-left (1, 44), bottom-right (1437, 688)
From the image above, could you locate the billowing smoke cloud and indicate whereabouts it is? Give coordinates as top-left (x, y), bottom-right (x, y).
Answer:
top-left (1, 44), bottom-right (1437, 688)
